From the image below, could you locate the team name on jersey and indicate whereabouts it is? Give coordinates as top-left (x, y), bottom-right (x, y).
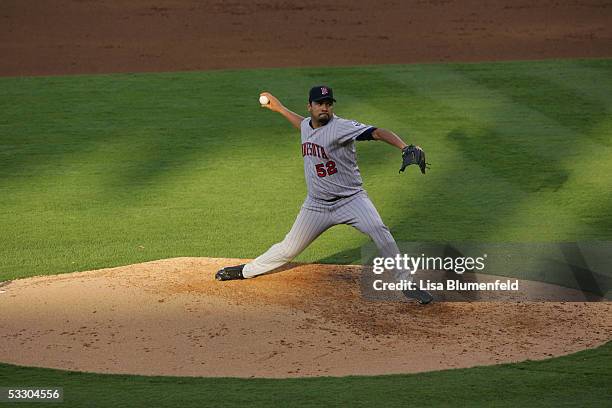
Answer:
top-left (301, 142), bottom-right (329, 159)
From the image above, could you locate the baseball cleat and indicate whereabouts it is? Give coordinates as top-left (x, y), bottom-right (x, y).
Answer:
top-left (403, 288), bottom-right (434, 305)
top-left (215, 264), bottom-right (245, 281)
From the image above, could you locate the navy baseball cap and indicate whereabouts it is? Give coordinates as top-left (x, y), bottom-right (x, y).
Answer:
top-left (309, 85), bottom-right (336, 103)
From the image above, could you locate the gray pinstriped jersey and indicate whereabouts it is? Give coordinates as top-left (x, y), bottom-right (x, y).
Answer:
top-left (300, 114), bottom-right (373, 202)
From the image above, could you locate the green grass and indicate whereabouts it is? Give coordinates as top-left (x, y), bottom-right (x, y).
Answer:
top-left (0, 341), bottom-right (610, 407)
top-left (1, 59), bottom-right (611, 407)
top-left (1, 59), bottom-right (612, 281)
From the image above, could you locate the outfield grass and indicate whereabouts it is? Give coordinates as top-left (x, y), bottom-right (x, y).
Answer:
top-left (0, 341), bottom-right (610, 407)
top-left (1, 59), bottom-right (611, 406)
top-left (0, 60), bottom-right (612, 280)
top-left (1, 59), bottom-right (611, 281)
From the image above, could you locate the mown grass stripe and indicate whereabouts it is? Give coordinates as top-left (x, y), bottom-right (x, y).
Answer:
top-left (1, 59), bottom-right (610, 279)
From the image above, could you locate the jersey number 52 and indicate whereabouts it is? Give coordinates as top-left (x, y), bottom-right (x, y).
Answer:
top-left (315, 160), bottom-right (338, 178)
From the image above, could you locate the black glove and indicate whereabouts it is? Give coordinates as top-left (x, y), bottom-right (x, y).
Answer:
top-left (400, 144), bottom-right (429, 174)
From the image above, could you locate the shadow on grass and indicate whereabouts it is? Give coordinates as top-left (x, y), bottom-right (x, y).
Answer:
top-left (456, 64), bottom-right (612, 146)
top-left (447, 128), bottom-right (569, 193)
top-left (556, 243), bottom-right (611, 297)
top-left (316, 246), bottom-right (363, 265)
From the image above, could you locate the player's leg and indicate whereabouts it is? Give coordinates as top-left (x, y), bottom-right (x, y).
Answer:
top-left (241, 200), bottom-right (333, 278)
top-left (335, 192), bottom-right (433, 304)
top-left (335, 192), bottom-right (400, 260)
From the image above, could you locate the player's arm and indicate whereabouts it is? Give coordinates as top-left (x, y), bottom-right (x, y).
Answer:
top-left (259, 92), bottom-right (304, 130)
top-left (371, 128), bottom-right (408, 150)
top-left (372, 128), bottom-right (428, 174)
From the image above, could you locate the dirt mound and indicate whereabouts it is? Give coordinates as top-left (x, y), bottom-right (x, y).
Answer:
top-left (0, 257), bottom-right (610, 378)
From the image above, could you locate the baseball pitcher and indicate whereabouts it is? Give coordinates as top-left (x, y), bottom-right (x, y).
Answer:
top-left (216, 85), bottom-right (433, 304)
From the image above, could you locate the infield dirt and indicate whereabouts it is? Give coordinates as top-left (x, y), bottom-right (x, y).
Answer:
top-left (0, 258), bottom-right (610, 378)
top-left (1, 0), bottom-right (611, 76)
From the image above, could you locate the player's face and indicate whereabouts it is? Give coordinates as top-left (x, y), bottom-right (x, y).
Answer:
top-left (308, 99), bottom-right (334, 125)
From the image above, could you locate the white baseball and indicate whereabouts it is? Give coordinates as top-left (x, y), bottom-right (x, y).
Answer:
top-left (259, 95), bottom-right (270, 105)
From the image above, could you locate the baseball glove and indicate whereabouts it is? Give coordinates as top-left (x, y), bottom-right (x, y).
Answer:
top-left (399, 144), bottom-right (429, 174)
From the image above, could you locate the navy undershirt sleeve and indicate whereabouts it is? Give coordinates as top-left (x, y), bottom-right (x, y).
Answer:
top-left (355, 127), bottom-right (377, 141)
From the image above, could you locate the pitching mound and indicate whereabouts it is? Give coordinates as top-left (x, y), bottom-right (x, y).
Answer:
top-left (0, 258), bottom-right (610, 378)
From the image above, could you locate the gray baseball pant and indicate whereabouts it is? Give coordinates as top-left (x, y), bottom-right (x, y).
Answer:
top-left (242, 191), bottom-right (402, 278)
